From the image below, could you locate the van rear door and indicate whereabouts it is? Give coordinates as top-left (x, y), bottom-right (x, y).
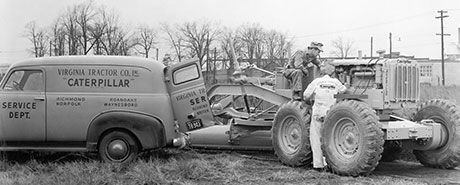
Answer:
top-left (166, 59), bottom-right (215, 132)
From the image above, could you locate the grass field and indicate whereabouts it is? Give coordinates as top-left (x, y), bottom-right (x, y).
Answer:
top-left (0, 149), bottom-right (453, 185)
top-left (0, 86), bottom-right (459, 185)
top-left (419, 85), bottom-right (460, 103)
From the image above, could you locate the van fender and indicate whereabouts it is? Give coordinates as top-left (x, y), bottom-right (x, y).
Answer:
top-left (86, 110), bottom-right (166, 151)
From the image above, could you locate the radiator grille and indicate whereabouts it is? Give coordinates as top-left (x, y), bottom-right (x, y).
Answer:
top-left (389, 63), bottom-right (419, 102)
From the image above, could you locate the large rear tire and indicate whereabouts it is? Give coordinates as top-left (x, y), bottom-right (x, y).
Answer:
top-left (272, 101), bottom-right (312, 167)
top-left (322, 100), bottom-right (384, 176)
top-left (413, 99), bottom-right (460, 169)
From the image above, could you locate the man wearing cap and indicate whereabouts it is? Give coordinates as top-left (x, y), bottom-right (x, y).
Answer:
top-left (284, 42), bottom-right (323, 100)
top-left (303, 62), bottom-right (347, 171)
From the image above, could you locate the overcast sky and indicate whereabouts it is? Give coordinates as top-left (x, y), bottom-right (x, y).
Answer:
top-left (1, 0), bottom-right (459, 64)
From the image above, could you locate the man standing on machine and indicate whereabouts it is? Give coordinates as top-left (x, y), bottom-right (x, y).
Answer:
top-left (284, 42), bottom-right (323, 100)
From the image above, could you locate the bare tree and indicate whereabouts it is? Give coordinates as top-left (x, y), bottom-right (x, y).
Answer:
top-left (50, 18), bottom-right (67, 56)
top-left (265, 30), bottom-right (291, 59)
top-left (118, 32), bottom-right (138, 56)
top-left (24, 21), bottom-right (49, 57)
top-left (178, 20), bottom-right (220, 65)
top-left (89, 14), bottom-right (107, 55)
top-left (263, 29), bottom-right (292, 68)
top-left (25, 1), bottom-right (139, 57)
top-left (219, 29), bottom-right (243, 67)
top-left (62, 5), bottom-right (80, 55)
top-left (331, 36), bottom-right (354, 58)
top-left (75, 1), bottom-right (97, 54)
top-left (161, 23), bottom-right (185, 62)
top-left (136, 25), bottom-right (157, 58)
top-left (98, 7), bottom-right (134, 55)
top-left (49, 1), bottom-right (96, 56)
top-left (238, 23), bottom-right (266, 62)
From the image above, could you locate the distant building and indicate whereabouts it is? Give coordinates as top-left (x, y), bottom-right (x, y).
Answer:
top-left (418, 27), bottom-right (460, 86)
top-left (417, 58), bottom-right (460, 86)
top-left (445, 28), bottom-right (460, 60)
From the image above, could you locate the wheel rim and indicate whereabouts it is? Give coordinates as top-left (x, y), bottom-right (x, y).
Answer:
top-left (279, 115), bottom-right (302, 155)
top-left (106, 139), bottom-right (130, 161)
top-left (429, 116), bottom-right (450, 149)
top-left (333, 117), bottom-right (360, 158)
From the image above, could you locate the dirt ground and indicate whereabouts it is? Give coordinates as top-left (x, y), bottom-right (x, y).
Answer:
top-left (374, 160), bottom-right (460, 184)
top-left (191, 149), bottom-right (460, 184)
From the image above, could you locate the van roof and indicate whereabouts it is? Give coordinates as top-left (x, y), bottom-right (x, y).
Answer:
top-left (10, 56), bottom-right (165, 71)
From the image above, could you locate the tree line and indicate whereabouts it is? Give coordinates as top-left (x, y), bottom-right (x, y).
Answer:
top-left (25, 1), bottom-right (354, 66)
top-left (25, 1), bottom-right (292, 66)
top-left (25, 1), bottom-right (153, 58)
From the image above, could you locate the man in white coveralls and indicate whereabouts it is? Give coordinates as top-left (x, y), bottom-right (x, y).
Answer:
top-left (303, 62), bottom-right (347, 171)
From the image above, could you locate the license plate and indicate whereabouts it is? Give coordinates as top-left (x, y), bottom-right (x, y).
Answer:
top-left (185, 119), bottom-right (203, 130)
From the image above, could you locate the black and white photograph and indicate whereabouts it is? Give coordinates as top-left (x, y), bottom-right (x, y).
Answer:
top-left (0, 0), bottom-right (459, 184)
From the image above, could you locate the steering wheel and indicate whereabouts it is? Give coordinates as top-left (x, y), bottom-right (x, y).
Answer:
top-left (12, 81), bottom-right (22, 90)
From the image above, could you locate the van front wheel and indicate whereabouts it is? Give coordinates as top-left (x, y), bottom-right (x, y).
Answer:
top-left (98, 131), bottom-right (139, 163)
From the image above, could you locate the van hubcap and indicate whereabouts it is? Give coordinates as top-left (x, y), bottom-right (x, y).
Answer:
top-left (107, 139), bottom-right (129, 161)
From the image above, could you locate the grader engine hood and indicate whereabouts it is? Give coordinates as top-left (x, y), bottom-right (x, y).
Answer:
top-left (331, 58), bottom-right (420, 110)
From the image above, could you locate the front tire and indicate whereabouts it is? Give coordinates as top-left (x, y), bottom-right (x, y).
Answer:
top-left (98, 131), bottom-right (139, 163)
top-left (413, 99), bottom-right (460, 169)
top-left (272, 101), bottom-right (312, 166)
top-left (322, 100), bottom-right (384, 176)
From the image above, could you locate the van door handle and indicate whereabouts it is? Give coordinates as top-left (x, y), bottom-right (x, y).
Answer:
top-left (34, 97), bottom-right (45, 101)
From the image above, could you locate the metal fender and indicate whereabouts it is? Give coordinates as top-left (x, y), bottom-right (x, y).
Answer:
top-left (86, 111), bottom-right (166, 151)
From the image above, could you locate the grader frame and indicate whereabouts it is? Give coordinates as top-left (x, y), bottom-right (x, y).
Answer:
top-left (183, 57), bottom-right (459, 176)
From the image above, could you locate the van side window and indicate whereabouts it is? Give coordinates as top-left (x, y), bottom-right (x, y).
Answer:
top-left (3, 70), bottom-right (44, 91)
top-left (173, 64), bottom-right (200, 85)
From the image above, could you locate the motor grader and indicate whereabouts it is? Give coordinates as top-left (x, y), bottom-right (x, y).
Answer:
top-left (192, 57), bottom-right (460, 176)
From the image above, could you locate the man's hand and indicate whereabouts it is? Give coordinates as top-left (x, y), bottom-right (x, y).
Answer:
top-left (304, 96), bottom-right (314, 105)
top-left (301, 66), bottom-right (309, 75)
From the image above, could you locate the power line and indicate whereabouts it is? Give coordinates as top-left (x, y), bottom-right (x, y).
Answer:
top-left (389, 32), bottom-right (393, 58)
top-left (290, 11), bottom-right (433, 39)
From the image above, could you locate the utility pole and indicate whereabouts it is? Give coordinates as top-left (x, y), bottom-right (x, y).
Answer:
top-left (370, 36), bottom-right (373, 58)
top-left (436, 10), bottom-right (450, 86)
top-left (213, 48), bottom-right (217, 84)
top-left (156, 48), bottom-right (159, 61)
top-left (389, 32), bottom-right (392, 58)
top-left (49, 41), bottom-right (52, 56)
